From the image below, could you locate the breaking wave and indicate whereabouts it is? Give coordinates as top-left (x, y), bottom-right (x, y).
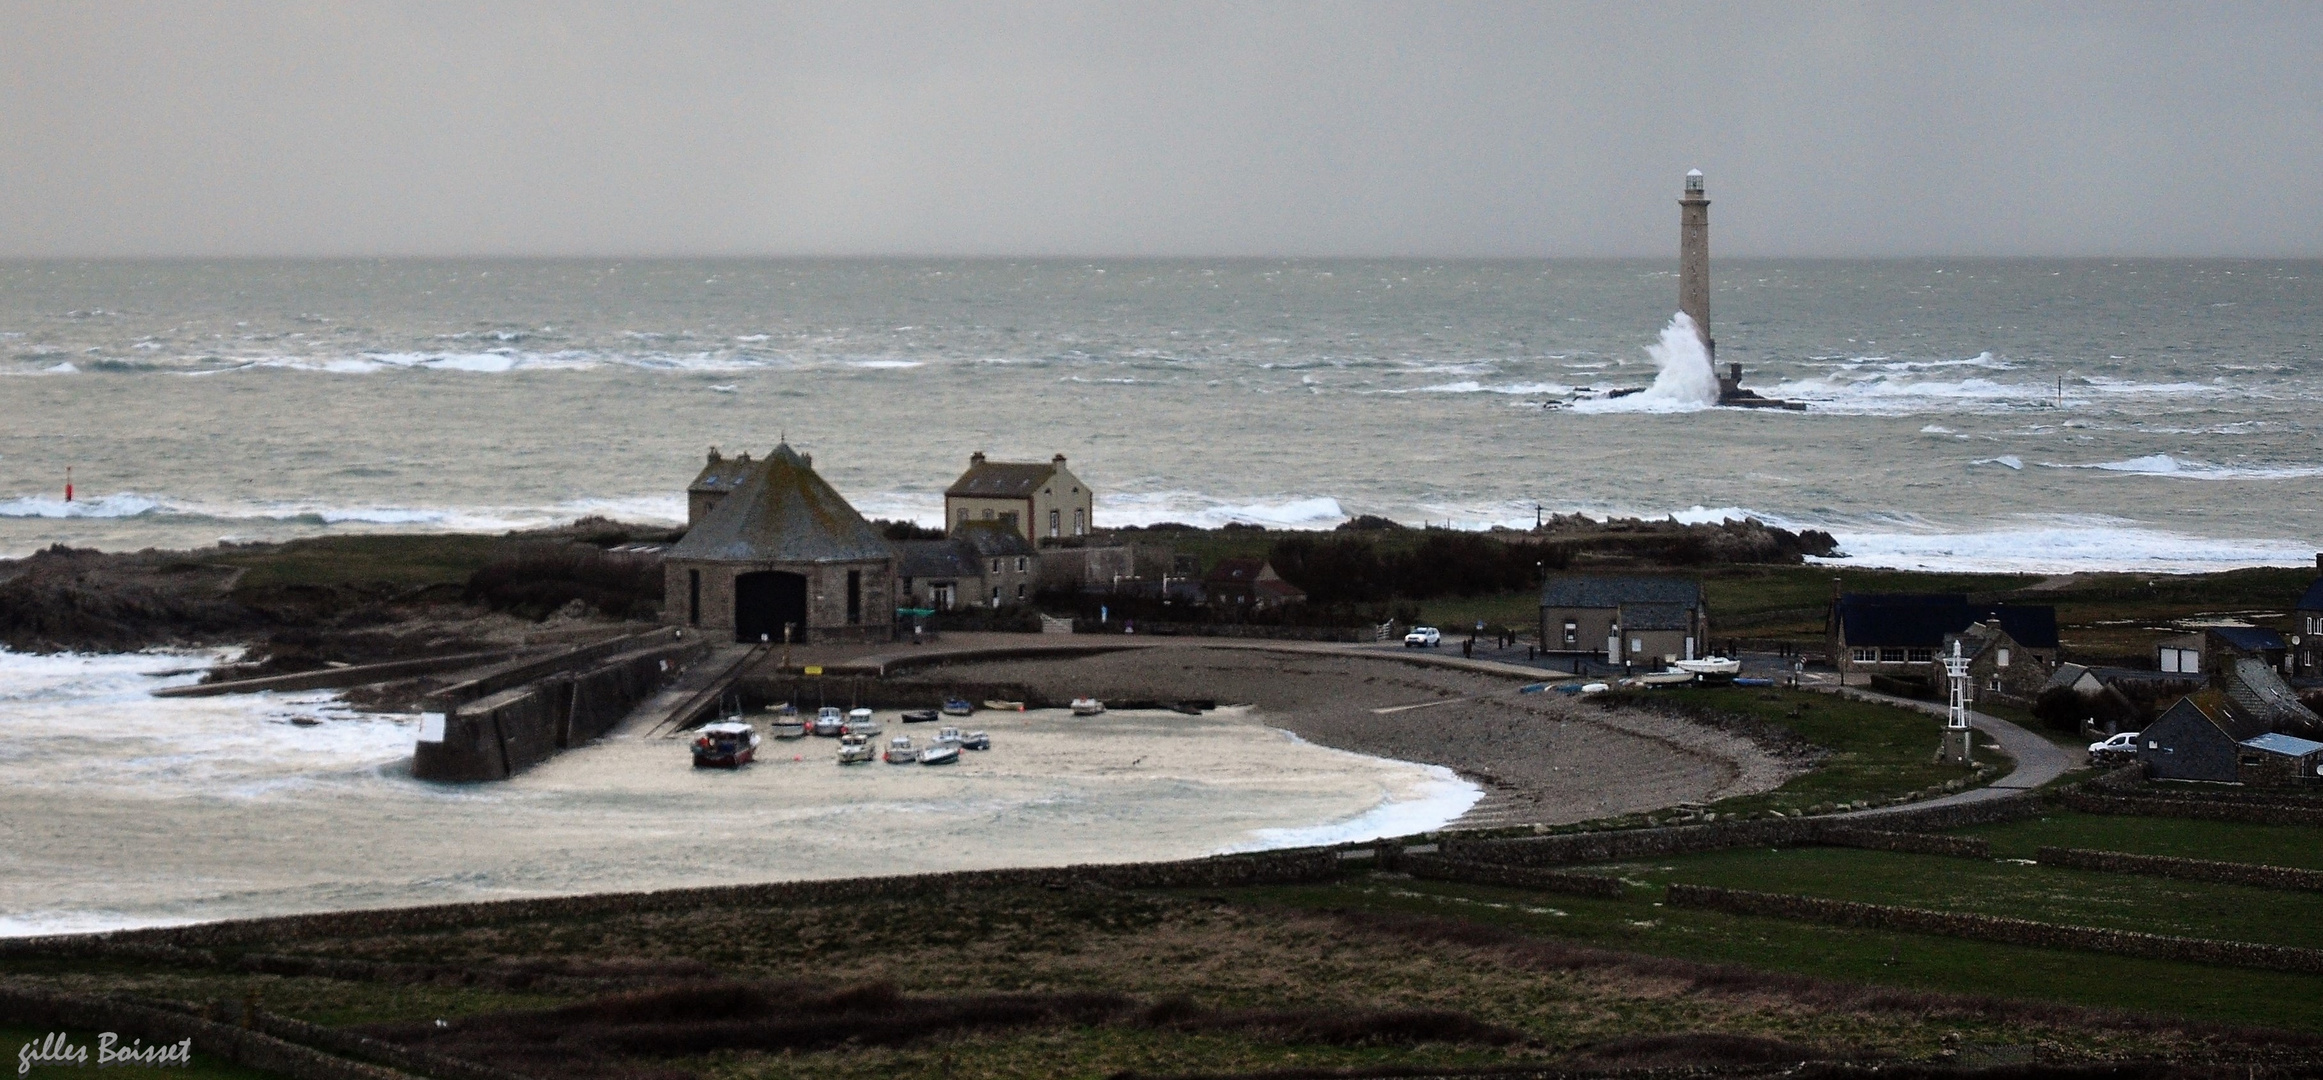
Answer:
top-left (2045, 454), bottom-right (2323, 480)
top-left (1566, 313), bottom-right (1720, 414)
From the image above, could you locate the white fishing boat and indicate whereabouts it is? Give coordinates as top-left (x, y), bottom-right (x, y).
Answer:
top-left (843, 708), bottom-right (881, 737)
top-left (883, 735), bottom-right (918, 764)
top-left (1070, 698), bottom-right (1105, 716)
top-left (837, 733), bottom-right (877, 764)
top-left (813, 707), bottom-right (845, 737)
top-left (769, 703), bottom-right (807, 739)
top-left (959, 730), bottom-right (991, 750)
top-left (933, 725), bottom-right (963, 746)
top-left (691, 721), bottom-right (760, 768)
top-left (918, 742), bottom-right (961, 765)
top-left (1671, 656), bottom-right (1741, 681)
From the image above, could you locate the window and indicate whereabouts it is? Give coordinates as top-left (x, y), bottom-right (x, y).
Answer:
top-left (958, 509), bottom-right (970, 526)
top-left (1049, 509), bottom-right (1060, 537)
top-left (982, 508), bottom-right (994, 520)
top-left (1988, 676), bottom-right (2001, 690)
top-left (1852, 648), bottom-right (1877, 662)
top-left (1996, 648), bottom-right (2011, 668)
top-left (1074, 509), bottom-right (1085, 535)
top-left (1563, 620), bottom-right (1578, 645)
top-left (1016, 557), bottom-right (1027, 572)
top-left (1907, 648), bottom-right (1933, 662)
top-left (687, 570), bottom-right (700, 627)
top-left (1016, 584), bottom-right (1025, 599)
top-left (1629, 637), bottom-right (1643, 653)
top-left (846, 570), bottom-right (861, 624)
top-left (1880, 648), bottom-right (1906, 663)
top-left (992, 559), bottom-right (1002, 573)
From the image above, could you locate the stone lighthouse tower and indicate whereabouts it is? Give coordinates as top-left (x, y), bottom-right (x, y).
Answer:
top-left (1678, 169), bottom-right (1712, 357)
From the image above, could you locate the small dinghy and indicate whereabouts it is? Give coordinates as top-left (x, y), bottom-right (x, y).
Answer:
top-left (901, 709), bottom-right (940, 724)
top-left (941, 698), bottom-right (974, 716)
top-left (844, 708), bottom-right (881, 737)
top-left (918, 742), bottom-right (961, 766)
top-left (290, 716), bottom-right (322, 727)
top-left (813, 707), bottom-right (845, 737)
top-left (836, 733), bottom-right (877, 765)
top-left (692, 721), bottom-right (760, 768)
top-left (884, 735), bottom-right (918, 764)
top-left (983, 699), bottom-right (1026, 712)
top-left (1638, 670), bottom-right (1697, 687)
top-left (1070, 698), bottom-right (1105, 716)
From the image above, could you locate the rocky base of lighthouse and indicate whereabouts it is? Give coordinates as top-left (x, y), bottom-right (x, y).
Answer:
top-left (1716, 362), bottom-right (1808, 411)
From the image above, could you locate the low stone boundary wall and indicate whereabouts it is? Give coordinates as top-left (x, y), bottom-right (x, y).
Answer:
top-left (257, 1011), bottom-right (530, 1080)
top-left (0, 985), bottom-right (419, 1080)
top-left (1665, 884), bottom-right (2323, 976)
top-left (2037, 846), bottom-right (2323, 893)
top-left (13, 849), bottom-right (1348, 954)
top-left (1439, 793), bottom-right (2039, 868)
top-left (1818, 827), bottom-right (1991, 859)
top-left (2056, 786), bottom-right (2323, 827)
top-left (1399, 854), bottom-right (1626, 898)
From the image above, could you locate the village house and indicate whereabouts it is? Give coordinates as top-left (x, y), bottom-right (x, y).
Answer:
top-left (1538, 576), bottom-right (1708, 670)
top-left (2156, 624), bottom-right (2288, 678)
top-left (2291, 554), bottom-right (2323, 679)
top-left (1203, 557), bottom-right (1307, 610)
top-left (944, 452), bottom-right (1094, 543)
top-left (2137, 693), bottom-right (2323, 787)
top-left (1828, 593), bottom-right (2057, 688)
top-left (1940, 618), bottom-right (2056, 706)
top-left (665, 444), bottom-right (895, 644)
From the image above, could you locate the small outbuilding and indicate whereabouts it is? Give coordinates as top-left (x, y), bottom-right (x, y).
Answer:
top-left (1539, 576), bottom-right (1708, 668)
top-left (2138, 695), bottom-right (2267, 784)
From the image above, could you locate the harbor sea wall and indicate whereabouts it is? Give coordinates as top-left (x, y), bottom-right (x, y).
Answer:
top-left (413, 635), bottom-right (707, 782)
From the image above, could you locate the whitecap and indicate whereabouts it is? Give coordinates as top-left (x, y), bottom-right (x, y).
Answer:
top-left (1565, 313), bottom-right (1720, 414)
top-left (1971, 456), bottom-right (2024, 470)
top-left (2046, 454), bottom-right (2323, 480)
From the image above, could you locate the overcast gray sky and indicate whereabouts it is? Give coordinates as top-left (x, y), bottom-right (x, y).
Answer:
top-left (4, 2), bottom-right (2318, 258)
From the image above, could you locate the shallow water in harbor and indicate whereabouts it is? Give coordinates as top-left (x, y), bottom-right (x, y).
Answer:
top-left (0, 648), bottom-right (1477, 937)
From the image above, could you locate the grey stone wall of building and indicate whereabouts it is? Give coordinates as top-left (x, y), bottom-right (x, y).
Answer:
top-left (663, 558), bottom-right (893, 643)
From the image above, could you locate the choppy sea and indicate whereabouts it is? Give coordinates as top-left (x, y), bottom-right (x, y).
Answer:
top-left (3, 258), bottom-right (2317, 572)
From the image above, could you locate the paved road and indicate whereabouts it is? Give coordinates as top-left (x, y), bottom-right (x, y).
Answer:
top-left (1826, 686), bottom-right (2076, 818)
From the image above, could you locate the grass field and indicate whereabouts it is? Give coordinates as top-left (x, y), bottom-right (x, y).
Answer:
top-left (1648, 687), bottom-right (1997, 817)
top-left (208, 534), bottom-right (508, 592)
top-left (1964, 809), bottom-right (2323, 869)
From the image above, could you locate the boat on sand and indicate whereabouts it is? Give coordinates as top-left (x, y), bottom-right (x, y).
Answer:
top-left (1070, 698), bottom-right (1105, 716)
top-left (692, 721), bottom-right (760, 768)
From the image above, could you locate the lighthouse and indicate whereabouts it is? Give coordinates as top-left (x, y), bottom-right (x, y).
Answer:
top-left (1678, 169), bottom-right (1712, 357)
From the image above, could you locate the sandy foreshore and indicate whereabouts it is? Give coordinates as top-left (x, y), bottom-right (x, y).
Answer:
top-left (880, 644), bottom-right (1803, 828)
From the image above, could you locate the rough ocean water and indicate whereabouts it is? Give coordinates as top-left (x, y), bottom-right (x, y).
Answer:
top-left (1, 257), bottom-right (2317, 571)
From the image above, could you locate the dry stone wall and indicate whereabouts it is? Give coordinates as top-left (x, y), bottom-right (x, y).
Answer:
top-left (1667, 884), bottom-right (2323, 976)
top-left (2037, 847), bottom-right (2323, 893)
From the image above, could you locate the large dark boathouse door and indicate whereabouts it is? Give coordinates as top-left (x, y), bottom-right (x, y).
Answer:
top-left (733, 571), bottom-right (808, 643)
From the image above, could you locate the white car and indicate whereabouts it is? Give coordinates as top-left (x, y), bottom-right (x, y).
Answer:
top-left (1404, 626), bottom-right (1442, 648)
top-left (2087, 731), bottom-right (2140, 763)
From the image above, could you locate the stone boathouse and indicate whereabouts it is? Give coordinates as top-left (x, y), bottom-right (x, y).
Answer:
top-left (665, 444), bottom-right (895, 644)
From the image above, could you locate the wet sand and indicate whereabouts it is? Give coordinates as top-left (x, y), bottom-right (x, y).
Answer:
top-left (0, 647), bottom-right (1474, 935)
top-left (884, 645), bottom-right (1800, 828)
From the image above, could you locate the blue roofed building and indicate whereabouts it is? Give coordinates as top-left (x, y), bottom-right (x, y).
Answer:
top-left (2294, 553), bottom-right (2323, 679)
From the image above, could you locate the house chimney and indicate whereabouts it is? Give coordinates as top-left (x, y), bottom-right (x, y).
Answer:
top-left (1053, 453), bottom-right (1067, 466)
top-left (2315, 552), bottom-right (2321, 570)
top-left (707, 446), bottom-right (721, 463)
top-left (971, 451), bottom-right (986, 466)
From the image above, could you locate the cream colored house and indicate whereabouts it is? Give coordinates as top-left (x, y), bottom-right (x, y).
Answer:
top-left (944, 452), bottom-right (1093, 543)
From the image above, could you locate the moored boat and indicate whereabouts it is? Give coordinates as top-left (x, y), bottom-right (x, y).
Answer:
top-left (770, 713), bottom-right (809, 739)
top-left (1070, 697), bottom-right (1105, 716)
top-left (959, 730), bottom-right (991, 750)
top-left (837, 733), bottom-right (877, 764)
top-left (1671, 656), bottom-right (1741, 683)
top-left (941, 698), bottom-right (974, 716)
top-left (883, 735), bottom-right (918, 764)
top-left (983, 699), bottom-right (1026, 712)
top-left (918, 742), bottom-right (961, 765)
top-left (813, 707), bottom-right (845, 737)
top-left (934, 725), bottom-right (963, 746)
top-left (902, 709), bottom-right (940, 724)
top-left (844, 708), bottom-right (882, 737)
top-left (692, 721), bottom-right (761, 768)
top-left (1638, 670), bottom-right (1696, 686)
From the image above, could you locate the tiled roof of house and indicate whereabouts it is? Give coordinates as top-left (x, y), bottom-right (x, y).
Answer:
top-left (2299, 576), bottom-right (2323, 611)
top-left (1835, 595), bottom-right (2059, 649)
top-left (895, 539), bottom-right (982, 580)
top-left (946, 459), bottom-right (1060, 498)
top-left (668, 444), bottom-right (894, 564)
top-left (688, 451), bottom-right (756, 493)
top-left (1540, 576), bottom-right (1704, 610)
top-left (950, 521), bottom-right (1037, 558)
top-left (2210, 625), bottom-right (2287, 653)
top-left (1205, 557), bottom-right (1268, 584)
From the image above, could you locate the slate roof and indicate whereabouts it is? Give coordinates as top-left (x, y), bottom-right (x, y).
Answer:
top-left (946, 460), bottom-right (1060, 498)
top-left (2159, 695), bottom-right (2271, 743)
top-left (1540, 576), bottom-right (1704, 610)
top-left (950, 521), bottom-right (1037, 558)
top-left (2042, 662), bottom-right (2092, 692)
top-left (1835, 595), bottom-right (2059, 650)
top-left (667, 444), bottom-right (895, 564)
top-left (2228, 657), bottom-right (2321, 727)
top-left (1621, 602), bottom-right (1695, 631)
top-left (895, 539), bottom-right (981, 580)
top-left (2240, 732), bottom-right (2323, 758)
top-left (2210, 625), bottom-right (2286, 653)
top-left (1206, 557), bottom-right (1269, 584)
top-left (2299, 576), bottom-right (2323, 612)
top-left (688, 452), bottom-right (756, 494)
